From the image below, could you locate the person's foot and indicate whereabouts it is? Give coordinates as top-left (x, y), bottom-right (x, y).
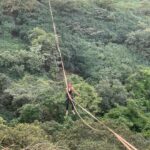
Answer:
top-left (66, 110), bottom-right (68, 116)
top-left (72, 110), bottom-right (76, 115)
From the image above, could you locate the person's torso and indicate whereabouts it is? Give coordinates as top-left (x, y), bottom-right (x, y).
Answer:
top-left (66, 88), bottom-right (73, 98)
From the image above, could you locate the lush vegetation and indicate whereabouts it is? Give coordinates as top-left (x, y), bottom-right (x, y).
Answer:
top-left (0, 0), bottom-right (150, 149)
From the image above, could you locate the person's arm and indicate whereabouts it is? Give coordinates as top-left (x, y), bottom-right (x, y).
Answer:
top-left (72, 87), bottom-right (80, 96)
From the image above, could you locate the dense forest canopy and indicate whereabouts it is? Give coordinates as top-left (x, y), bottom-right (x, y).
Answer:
top-left (0, 0), bottom-right (150, 150)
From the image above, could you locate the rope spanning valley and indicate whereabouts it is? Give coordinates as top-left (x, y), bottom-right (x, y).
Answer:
top-left (48, 0), bottom-right (138, 150)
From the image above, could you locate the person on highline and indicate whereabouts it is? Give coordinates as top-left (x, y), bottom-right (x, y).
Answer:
top-left (65, 82), bottom-right (80, 116)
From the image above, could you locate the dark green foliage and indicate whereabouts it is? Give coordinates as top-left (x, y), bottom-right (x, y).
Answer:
top-left (0, 0), bottom-right (150, 149)
top-left (0, 73), bottom-right (10, 93)
top-left (1, 0), bottom-right (37, 15)
top-left (29, 27), bottom-right (60, 74)
top-left (0, 50), bottom-right (44, 77)
top-left (94, 0), bottom-right (115, 10)
top-left (126, 28), bottom-right (150, 60)
top-left (96, 79), bottom-right (128, 113)
top-left (0, 118), bottom-right (52, 150)
top-left (105, 100), bottom-right (150, 135)
top-left (0, 74), bottom-right (13, 119)
top-left (19, 104), bottom-right (41, 123)
top-left (68, 75), bottom-right (101, 114)
top-left (6, 74), bottom-right (65, 122)
top-left (126, 68), bottom-right (150, 100)
top-left (105, 68), bottom-right (150, 135)
top-left (52, 119), bottom-right (150, 150)
top-left (5, 74), bottom-right (100, 123)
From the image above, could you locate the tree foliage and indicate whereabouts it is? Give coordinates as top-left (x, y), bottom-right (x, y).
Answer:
top-left (0, 120), bottom-right (51, 150)
top-left (0, 50), bottom-right (44, 77)
top-left (29, 27), bottom-right (60, 74)
top-left (0, 0), bottom-right (150, 149)
top-left (126, 68), bottom-right (150, 100)
top-left (96, 79), bottom-right (128, 113)
top-left (1, 0), bottom-right (37, 15)
top-left (126, 28), bottom-right (150, 60)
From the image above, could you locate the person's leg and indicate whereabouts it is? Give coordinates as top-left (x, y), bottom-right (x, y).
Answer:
top-left (71, 99), bottom-right (75, 115)
top-left (65, 99), bottom-right (69, 116)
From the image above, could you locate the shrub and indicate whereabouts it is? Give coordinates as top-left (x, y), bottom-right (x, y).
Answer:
top-left (1, 0), bottom-right (37, 16)
top-left (19, 104), bottom-right (41, 123)
top-left (0, 50), bottom-right (44, 76)
top-left (94, 0), bottom-right (115, 10)
top-left (52, 0), bottom-right (92, 13)
top-left (68, 74), bottom-right (101, 114)
top-left (105, 99), bottom-right (150, 134)
top-left (126, 28), bottom-right (150, 59)
top-left (0, 73), bottom-right (10, 93)
top-left (96, 79), bottom-right (128, 113)
top-left (0, 123), bottom-right (49, 149)
top-left (126, 68), bottom-right (150, 100)
top-left (29, 27), bottom-right (60, 73)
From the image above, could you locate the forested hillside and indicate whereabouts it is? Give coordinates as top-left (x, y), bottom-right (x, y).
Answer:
top-left (0, 0), bottom-right (150, 149)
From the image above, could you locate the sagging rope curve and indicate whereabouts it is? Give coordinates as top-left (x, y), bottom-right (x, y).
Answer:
top-left (48, 0), bottom-right (138, 150)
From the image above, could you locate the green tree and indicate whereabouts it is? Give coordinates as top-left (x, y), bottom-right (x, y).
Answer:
top-left (0, 73), bottom-right (10, 93)
top-left (29, 27), bottom-right (60, 77)
top-left (126, 28), bottom-right (150, 60)
top-left (96, 79), bottom-right (128, 114)
top-left (1, 0), bottom-right (37, 16)
top-left (19, 104), bottom-right (41, 123)
top-left (68, 74), bottom-right (101, 114)
top-left (126, 68), bottom-right (150, 100)
top-left (0, 50), bottom-right (44, 77)
top-left (0, 122), bottom-right (50, 149)
top-left (105, 100), bottom-right (150, 135)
